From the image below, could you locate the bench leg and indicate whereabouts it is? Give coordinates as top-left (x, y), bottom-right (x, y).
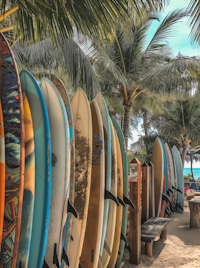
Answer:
top-left (160, 227), bottom-right (167, 240)
top-left (145, 241), bottom-right (153, 258)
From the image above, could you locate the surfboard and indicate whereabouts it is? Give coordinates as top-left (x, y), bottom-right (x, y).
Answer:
top-left (107, 130), bottom-right (123, 268)
top-left (52, 77), bottom-right (75, 268)
top-left (95, 93), bottom-right (111, 257)
top-left (165, 143), bottom-right (173, 202)
top-left (102, 118), bottom-right (117, 268)
top-left (0, 101), bottom-right (5, 248)
top-left (171, 146), bottom-right (184, 213)
top-left (16, 92), bottom-right (35, 268)
top-left (111, 117), bottom-right (128, 267)
top-left (151, 137), bottom-right (164, 217)
top-left (68, 88), bottom-right (92, 268)
top-left (159, 139), bottom-right (168, 217)
top-left (80, 99), bottom-right (104, 268)
top-left (19, 69), bottom-right (51, 268)
top-left (0, 32), bottom-right (25, 268)
top-left (40, 78), bottom-right (70, 267)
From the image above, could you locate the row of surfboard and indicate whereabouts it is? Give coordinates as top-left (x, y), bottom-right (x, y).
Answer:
top-left (0, 32), bottom-right (134, 268)
top-left (151, 137), bottom-right (184, 218)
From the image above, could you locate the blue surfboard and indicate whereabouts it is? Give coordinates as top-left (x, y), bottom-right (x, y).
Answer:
top-left (158, 138), bottom-right (167, 217)
top-left (20, 69), bottom-right (51, 268)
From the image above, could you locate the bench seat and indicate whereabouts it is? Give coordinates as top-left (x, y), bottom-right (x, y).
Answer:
top-left (141, 217), bottom-right (171, 258)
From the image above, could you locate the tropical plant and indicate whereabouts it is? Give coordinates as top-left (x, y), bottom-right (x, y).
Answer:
top-left (150, 97), bottom-right (200, 168)
top-left (0, 0), bottom-right (168, 43)
top-left (86, 10), bottom-right (190, 149)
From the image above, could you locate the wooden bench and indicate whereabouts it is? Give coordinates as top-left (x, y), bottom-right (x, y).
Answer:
top-left (141, 217), bottom-right (171, 258)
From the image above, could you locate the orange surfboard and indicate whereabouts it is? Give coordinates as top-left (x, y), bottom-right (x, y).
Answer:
top-left (0, 101), bottom-right (5, 247)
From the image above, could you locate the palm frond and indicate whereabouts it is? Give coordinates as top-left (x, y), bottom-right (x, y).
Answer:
top-left (145, 9), bottom-right (188, 53)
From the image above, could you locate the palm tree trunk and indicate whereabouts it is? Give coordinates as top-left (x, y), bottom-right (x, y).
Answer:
top-left (190, 153), bottom-right (194, 179)
top-left (142, 108), bottom-right (149, 155)
top-left (181, 145), bottom-right (187, 169)
top-left (123, 104), bottom-right (131, 150)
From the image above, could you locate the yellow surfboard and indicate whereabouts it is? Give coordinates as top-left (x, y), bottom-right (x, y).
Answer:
top-left (107, 130), bottom-right (123, 268)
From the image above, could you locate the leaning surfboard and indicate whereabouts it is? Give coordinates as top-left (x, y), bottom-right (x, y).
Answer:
top-left (80, 99), bottom-right (105, 268)
top-left (16, 92), bottom-right (35, 268)
top-left (52, 77), bottom-right (75, 268)
top-left (95, 93), bottom-right (111, 258)
top-left (111, 117), bottom-right (128, 268)
top-left (171, 146), bottom-right (184, 213)
top-left (0, 32), bottom-right (25, 268)
top-left (151, 137), bottom-right (164, 217)
top-left (108, 130), bottom-right (123, 268)
top-left (68, 88), bottom-right (92, 268)
top-left (102, 118), bottom-right (118, 268)
top-left (20, 69), bottom-right (51, 268)
top-left (0, 101), bottom-right (5, 248)
top-left (40, 78), bottom-right (70, 268)
top-left (160, 139), bottom-right (168, 217)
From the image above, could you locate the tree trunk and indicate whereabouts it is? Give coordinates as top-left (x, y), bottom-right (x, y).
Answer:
top-left (181, 145), bottom-right (187, 169)
top-left (142, 108), bottom-right (149, 155)
top-left (123, 104), bottom-right (131, 150)
top-left (190, 153), bottom-right (194, 179)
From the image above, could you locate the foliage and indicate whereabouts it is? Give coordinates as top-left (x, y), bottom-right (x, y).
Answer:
top-left (0, 0), bottom-right (168, 43)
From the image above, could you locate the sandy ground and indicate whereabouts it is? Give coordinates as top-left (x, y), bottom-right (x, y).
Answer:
top-left (121, 201), bottom-right (200, 268)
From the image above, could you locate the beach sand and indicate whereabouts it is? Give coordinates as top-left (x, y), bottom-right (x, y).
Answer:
top-left (121, 201), bottom-right (200, 268)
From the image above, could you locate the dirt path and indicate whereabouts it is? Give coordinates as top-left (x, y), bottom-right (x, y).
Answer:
top-left (121, 201), bottom-right (200, 268)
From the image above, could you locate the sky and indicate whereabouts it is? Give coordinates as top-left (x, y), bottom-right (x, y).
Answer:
top-left (130, 0), bottom-right (200, 168)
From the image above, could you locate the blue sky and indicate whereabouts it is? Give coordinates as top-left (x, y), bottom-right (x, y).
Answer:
top-left (148, 0), bottom-right (200, 57)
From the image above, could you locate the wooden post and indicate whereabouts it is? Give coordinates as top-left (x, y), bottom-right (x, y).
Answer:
top-left (160, 227), bottom-right (167, 240)
top-left (148, 161), bottom-right (155, 218)
top-left (189, 199), bottom-right (200, 228)
top-left (129, 157), bottom-right (141, 265)
top-left (142, 163), bottom-right (149, 224)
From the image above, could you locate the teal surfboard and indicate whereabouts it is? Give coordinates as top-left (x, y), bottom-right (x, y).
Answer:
top-left (171, 146), bottom-right (184, 213)
top-left (20, 69), bottom-right (52, 268)
top-left (159, 138), bottom-right (168, 217)
top-left (111, 117), bottom-right (128, 268)
top-left (95, 93), bottom-right (111, 256)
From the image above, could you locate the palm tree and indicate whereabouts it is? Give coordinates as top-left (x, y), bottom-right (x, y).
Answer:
top-left (0, 0), bottom-right (167, 42)
top-left (87, 10), bottom-right (190, 149)
top-left (150, 98), bottom-right (200, 168)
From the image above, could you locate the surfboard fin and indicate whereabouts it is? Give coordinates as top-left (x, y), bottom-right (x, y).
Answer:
top-left (43, 259), bottom-right (49, 268)
top-left (104, 240), bottom-right (112, 256)
top-left (176, 201), bottom-right (183, 211)
top-left (167, 190), bottom-right (171, 197)
top-left (118, 251), bottom-right (121, 256)
top-left (165, 208), bottom-right (171, 218)
top-left (125, 244), bottom-right (132, 253)
top-left (121, 232), bottom-right (127, 244)
top-left (172, 186), bottom-right (182, 194)
top-left (79, 264), bottom-right (82, 268)
top-left (62, 248), bottom-right (69, 266)
top-left (168, 188), bottom-right (173, 194)
top-left (117, 196), bottom-right (125, 207)
top-left (123, 195), bottom-right (135, 210)
top-left (67, 200), bottom-right (77, 218)
top-left (105, 189), bottom-right (119, 206)
top-left (162, 193), bottom-right (170, 203)
top-left (19, 262), bottom-right (22, 268)
top-left (53, 244), bottom-right (60, 268)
